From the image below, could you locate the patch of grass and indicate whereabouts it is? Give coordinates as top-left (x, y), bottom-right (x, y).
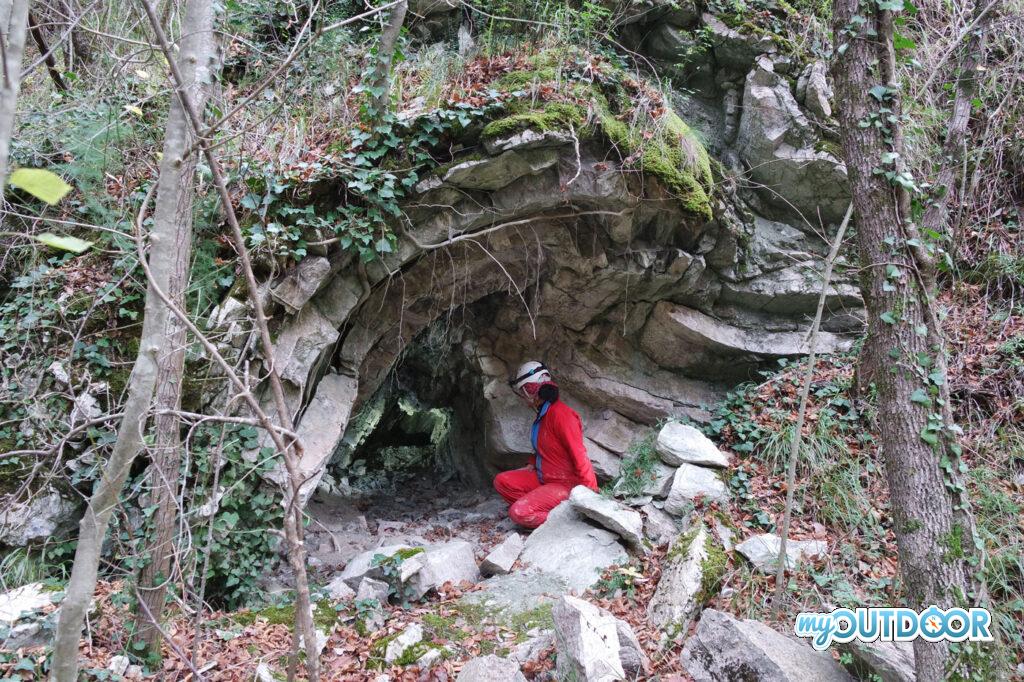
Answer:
top-left (611, 433), bottom-right (661, 498)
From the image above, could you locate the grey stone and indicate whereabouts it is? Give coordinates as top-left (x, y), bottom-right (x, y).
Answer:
top-left (663, 464), bottom-right (729, 515)
top-left (269, 304), bottom-right (339, 389)
top-left (641, 503), bottom-right (682, 545)
top-left (735, 533), bottom-right (827, 573)
top-left (407, 540), bottom-right (480, 598)
top-left (552, 595), bottom-right (648, 681)
top-left (840, 640), bottom-right (915, 682)
top-left (385, 623), bottom-right (424, 664)
top-left (324, 574), bottom-right (356, 601)
top-left (483, 128), bottom-right (572, 155)
top-left (519, 503), bottom-right (628, 593)
top-left (510, 630), bottom-right (555, 665)
top-left (442, 149), bottom-right (559, 191)
top-left (481, 533), bottom-right (525, 577)
top-left (736, 57), bottom-right (849, 225)
top-left (107, 655), bottom-right (130, 677)
top-left (587, 410), bottom-right (644, 454)
top-left (682, 609), bottom-right (854, 681)
top-left (356, 577), bottom-right (390, 605)
top-left (569, 486), bottom-right (645, 551)
top-left (703, 13), bottom-right (776, 72)
top-left (585, 438), bottom-right (622, 483)
top-left (797, 61), bottom-right (833, 118)
top-left (614, 461), bottom-right (676, 500)
top-left (643, 24), bottom-right (700, 61)
top-left (648, 525), bottom-right (710, 630)
top-left (461, 571), bottom-right (569, 616)
top-left (338, 544), bottom-right (414, 588)
top-left (0, 583), bottom-right (59, 649)
top-left (417, 646), bottom-right (445, 669)
top-left (0, 491), bottom-right (79, 546)
top-left (640, 302), bottom-right (856, 380)
top-left (270, 256), bottom-right (331, 314)
top-left (456, 655), bottom-right (527, 682)
top-left (271, 372), bottom-right (358, 505)
top-left (655, 422), bottom-right (729, 468)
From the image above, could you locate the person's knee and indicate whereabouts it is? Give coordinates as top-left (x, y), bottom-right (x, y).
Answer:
top-left (509, 499), bottom-right (543, 529)
top-left (493, 470), bottom-right (513, 495)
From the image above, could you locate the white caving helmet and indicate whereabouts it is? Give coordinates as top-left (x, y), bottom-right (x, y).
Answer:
top-left (509, 361), bottom-right (551, 393)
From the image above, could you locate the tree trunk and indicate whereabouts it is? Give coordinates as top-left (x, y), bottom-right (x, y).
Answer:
top-left (831, 3), bottom-right (983, 681)
top-left (132, 0), bottom-right (216, 655)
top-left (49, 1), bottom-right (215, 679)
top-left (28, 11), bottom-right (67, 91)
top-left (0, 0), bottom-right (31, 194)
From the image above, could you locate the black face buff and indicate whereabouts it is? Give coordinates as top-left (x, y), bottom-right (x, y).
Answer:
top-left (508, 362), bottom-right (548, 388)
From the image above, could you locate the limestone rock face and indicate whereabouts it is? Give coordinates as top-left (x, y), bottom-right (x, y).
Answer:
top-left (655, 421), bottom-right (729, 468)
top-left (269, 256), bottom-right (331, 314)
top-left (736, 56), bottom-right (849, 225)
top-left (682, 609), bottom-right (854, 681)
top-left (552, 595), bottom-right (648, 681)
top-left (442, 149), bottom-right (559, 191)
top-left (735, 533), bottom-right (827, 573)
top-left (569, 486), bottom-right (645, 551)
top-left (519, 503), bottom-right (628, 593)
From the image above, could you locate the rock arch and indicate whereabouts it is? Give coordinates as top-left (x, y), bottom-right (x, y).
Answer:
top-left (210, 76), bottom-right (863, 502)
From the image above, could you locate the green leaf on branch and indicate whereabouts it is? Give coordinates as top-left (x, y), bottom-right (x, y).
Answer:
top-left (9, 168), bottom-right (73, 204)
top-left (34, 233), bottom-right (94, 254)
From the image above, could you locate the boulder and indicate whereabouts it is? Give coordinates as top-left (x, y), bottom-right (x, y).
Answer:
top-left (385, 623), bottom-right (424, 664)
top-left (648, 525), bottom-right (713, 631)
top-left (655, 422), bottom-right (729, 468)
top-left (613, 460), bottom-right (676, 500)
top-left (510, 630), bottom-right (555, 665)
top-left (407, 541), bottom-right (480, 598)
top-left (107, 655), bottom-right (129, 677)
top-left (442, 149), bottom-right (558, 191)
top-left (456, 655), bottom-right (527, 682)
top-left (519, 503), bottom-right (628, 593)
top-left (735, 534), bottom-right (827, 573)
top-left (839, 640), bottom-right (915, 682)
top-left (682, 609), bottom-right (854, 681)
top-left (0, 491), bottom-right (78, 546)
top-left (663, 464), bottom-right (729, 515)
top-left (585, 438), bottom-right (622, 483)
top-left (552, 595), bottom-right (648, 681)
top-left (269, 256), bottom-right (331, 314)
top-left (338, 544), bottom-right (414, 588)
top-left (569, 486), bottom-right (645, 551)
top-left (481, 533), bottom-right (525, 577)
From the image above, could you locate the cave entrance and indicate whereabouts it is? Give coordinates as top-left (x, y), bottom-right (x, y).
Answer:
top-left (303, 312), bottom-right (518, 570)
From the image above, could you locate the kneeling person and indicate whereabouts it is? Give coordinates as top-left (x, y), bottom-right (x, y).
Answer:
top-left (493, 361), bottom-right (598, 529)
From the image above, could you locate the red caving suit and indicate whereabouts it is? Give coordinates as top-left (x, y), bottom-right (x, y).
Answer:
top-left (494, 390), bottom-right (598, 528)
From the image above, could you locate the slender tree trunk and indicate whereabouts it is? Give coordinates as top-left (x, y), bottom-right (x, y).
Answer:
top-left (49, 1), bottom-right (215, 679)
top-left (137, 3), bottom-right (321, 677)
top-left (831, 3), bottom-right (984, 681)
top-left (0, 0), bottom-right (30, 194)
top-left (132, 0), bottom-right (216, 654)
top-left (369, 0), bottom-right (406, 115)
top-left (28, 11), bottom-right (67, 91)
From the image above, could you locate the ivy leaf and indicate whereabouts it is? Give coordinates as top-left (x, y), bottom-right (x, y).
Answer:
top-left (880, 311), bottom-right (897, 324)
top-left (375, 237), bottom-right (393, 253)
top-left (920, 429), bottom-right (939, 446)
top-left (868, 85), bottom-right (891, 101)
top-left (928, 371), bottom-right (945, 386)
top-left (910, 388), bottom-right (931, 405)
top-left (8, 168), bottom-right (73, 204)
top-left (35, 232), bottom-right (93, 254)
top-left (876, 0), bottom-right (906, 10)
top-left (893, 31), bottom-right (916, 50)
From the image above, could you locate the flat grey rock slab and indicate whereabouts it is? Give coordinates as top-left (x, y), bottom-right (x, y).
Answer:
top-left (735, 533), bottom-right (827, 573)
top-left (656, 421), bottom-right (729, 468)
top-left (456, 654), bottom-right (527, 682)
top-left (569, 486), bottom-right (645, 551)
top-left (480, 533), bottom-right (525, 577)
top-left (663, 464), bottom-right (729, 515)
top-left (682, 609), bottom-right (854, 681)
